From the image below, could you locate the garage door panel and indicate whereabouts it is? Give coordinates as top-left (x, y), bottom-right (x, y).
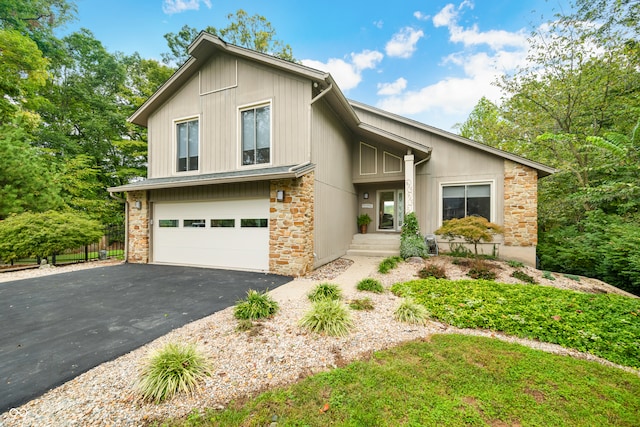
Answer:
top-left (153, 199), bottom-right (269, 271)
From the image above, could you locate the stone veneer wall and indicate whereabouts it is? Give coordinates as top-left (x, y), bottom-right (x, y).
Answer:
top-left (503, 160), bottom-right (538, 247)
top-left (269, 172), bottom-right (315, 276)
top-left (126, 190), bottom-right (149, 263)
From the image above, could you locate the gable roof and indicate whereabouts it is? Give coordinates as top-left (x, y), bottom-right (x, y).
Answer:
top-left (127, 32), bottom-right (554, 179)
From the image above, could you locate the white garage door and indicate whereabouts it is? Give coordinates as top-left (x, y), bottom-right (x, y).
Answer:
top-left (153, 199), bottom-right (269, 271)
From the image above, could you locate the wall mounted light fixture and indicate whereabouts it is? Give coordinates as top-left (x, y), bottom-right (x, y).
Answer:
top-left (363, 192), bottom-right (369, 199)
top-left (276, 190), bottom-right (285, 202)
top-left (134, 200), bottom-right (142, 209)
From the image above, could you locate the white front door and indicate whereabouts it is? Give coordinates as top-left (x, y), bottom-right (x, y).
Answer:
top-left (153, 199), bottom-right (269, 271)
top-left (377, 190), bottom-right (404, 231)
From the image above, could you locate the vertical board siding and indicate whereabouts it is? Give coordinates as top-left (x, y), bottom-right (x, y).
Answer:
top-left (147, 54), bottom-right (311, 179)
top-left (149, 181), bottom-right (270, 202)
top-left (311, 99), bottom-right (356, 265)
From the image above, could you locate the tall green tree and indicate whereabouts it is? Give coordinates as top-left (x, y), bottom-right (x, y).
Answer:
top-left (162, 9), bottom-right (294, 66)
top-left (0, 124), bottom-right (62, 218)
top-left (487, 2), bottom-right (640, 293)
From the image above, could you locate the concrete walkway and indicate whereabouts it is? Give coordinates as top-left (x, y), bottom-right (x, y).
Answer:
top-left (269, 256), bottom-right (381, 302)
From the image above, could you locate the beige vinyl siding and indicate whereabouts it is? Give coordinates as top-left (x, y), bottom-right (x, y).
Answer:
top-left (311, 99), bottom-right (356, 267)
top-left (354, 106), bottom-right (504, 234)
top-left (353, 141), bottom-right (405, 183)
top-left (149, 181), bottom-right (269, 202)
top-left (147, 53), bottom-right (311, 179)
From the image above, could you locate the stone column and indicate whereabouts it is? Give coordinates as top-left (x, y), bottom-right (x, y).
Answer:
top-left (503, 160), bottom-right (538, 247)
top-left (269, 172), bottom-right (315, 276)
top-left (404, 153), bottom-right (415, 214)
top-left (126, 190), bottom-right (149, 263)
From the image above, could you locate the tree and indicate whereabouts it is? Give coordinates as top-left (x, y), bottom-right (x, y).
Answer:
top-left (0, 210), bottom-right (103, 263)
top-left (0, 29), bottom-right (49, 124)
top-left (435, 216), bottom-right (503, 257)
top-left (162, 9), bottom-right (294, 66)
top-left (454, 96), bottom-right (519, 152)
top-left (0, 124), bottom-right (62, 219)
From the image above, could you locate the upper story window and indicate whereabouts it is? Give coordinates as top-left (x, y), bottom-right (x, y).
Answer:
top-left (241, 104), bottom-right (270, 166)
top-left (442, 183), bottom-right (491, 221)
top-left (177, 119), bottom-right (198, 172)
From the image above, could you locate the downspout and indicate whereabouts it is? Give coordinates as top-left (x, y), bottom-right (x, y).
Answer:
top-left (109, 191), bottom-right (129, 264)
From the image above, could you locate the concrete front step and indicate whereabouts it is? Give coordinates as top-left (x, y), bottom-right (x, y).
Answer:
top-left (347, 233), bottom-right (400, 257)
top-left (345, 249), bottom-right (400, 257)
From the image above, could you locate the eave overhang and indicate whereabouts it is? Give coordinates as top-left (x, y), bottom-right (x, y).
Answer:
top-left (108, 163), bottom-right (315, 193)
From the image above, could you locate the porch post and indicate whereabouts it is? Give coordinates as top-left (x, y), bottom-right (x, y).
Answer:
top-left (404, 152), bottom-right (415, 214)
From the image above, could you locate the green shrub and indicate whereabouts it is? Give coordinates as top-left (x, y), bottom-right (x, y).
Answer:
top-left (234, 289), bottom-right (279, 320)
top-left (418, 264), bottom-right (447, 279)
top-left (564, 274), bottom-right (581, 282)
top-left (349, 297), bottom-right (374, 311)
top-left (400, 212), bottom-right (420, 237)
top-left (400, 234), bottom-right (427, 259)
top-left (299, 299), bottom-right (353, 336)
top-left (0, 210), bottom-right (103, 263)
top-left (394, 298), bottom-right (430, 325)
top-left (378, 256), bottom-right (402, 274)
top-left (308, 283), bottom-right (343, 302)
top-left (467, 259), bottom-right (497, 280)
top-left (435, 216), bottom-right (503, 257)
top-left (356, 278), bottom-right (384, 293)
top-left (136, 342), bottom-right (212, 403)
top-left (542, 271), bottom-right (556, 281)
top-left (511, 270), bottom-right (537, 284)
top-left (507, 260), bottom-right (525, 268)
top-left (391, 278), bottom-right (640, 367)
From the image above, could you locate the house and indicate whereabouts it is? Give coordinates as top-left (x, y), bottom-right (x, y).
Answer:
top-left (108, 32), bottom-right (555, 277)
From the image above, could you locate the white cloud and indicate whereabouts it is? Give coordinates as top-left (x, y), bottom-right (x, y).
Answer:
top-left (162, 0), bottom-right (212, 15)
top-left (377, 78), bottom-right (407, 96)
top-left (373, 20), bottom-right (384, 29)
top-left (376, 1), bottom-right (531, 130)
top-left (413, 11), bottom-right (430, 21)
top-left (385, 27), bottom-right (424, 58)
top-left (301, 50), bottom-right (383, 91)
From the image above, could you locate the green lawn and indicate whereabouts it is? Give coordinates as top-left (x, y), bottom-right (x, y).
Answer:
top-left (161, 334), bottom-right (640, 427)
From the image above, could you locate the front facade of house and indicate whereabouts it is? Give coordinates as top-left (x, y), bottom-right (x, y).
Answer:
top-left (109, 33), bottom-right (554, 276)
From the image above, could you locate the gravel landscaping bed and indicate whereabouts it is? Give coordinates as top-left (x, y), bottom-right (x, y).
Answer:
top-left (1, 256), bottom-right (636, 426)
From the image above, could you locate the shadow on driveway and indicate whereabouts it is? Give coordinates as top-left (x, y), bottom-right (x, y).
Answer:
top-left (0, 263), bottom-right (291, 413)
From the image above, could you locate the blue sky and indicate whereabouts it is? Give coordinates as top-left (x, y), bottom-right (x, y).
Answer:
top-left (61, 0), bottom-right (570, 131)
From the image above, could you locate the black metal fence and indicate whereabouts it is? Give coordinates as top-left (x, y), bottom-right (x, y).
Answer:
top-left (2, 224), bottom-right (125, 270)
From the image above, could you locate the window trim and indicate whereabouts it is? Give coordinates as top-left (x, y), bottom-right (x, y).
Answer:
top-left (173, 115), bottom-right (200, 175)
top-left (438, 180), bottom-right (495, 227)
top-left (238, 100), bottom-right (273, 168)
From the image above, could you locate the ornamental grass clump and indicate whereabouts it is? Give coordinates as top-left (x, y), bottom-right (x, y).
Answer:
top-left (356, 277), bottom-right (384, 293)
top-left (394, 298), bottom-right (430, 325)
top-left (234, 289), bottom-right (279, 320)
top-left (308, 282), bottom-right (342, 302)
top-left (349, 297), bottom-right (375, 311)
top-left (136, 342), bottom-right (212, 403)
top-left (299, 299), bottom-right (353, 337)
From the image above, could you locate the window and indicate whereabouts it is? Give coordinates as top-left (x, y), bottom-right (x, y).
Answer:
top-left (177, 119), bottom-right (198, 172)
top-left (211, 219), bottom-right (235, 228)
top-left (241, 218), bottom-right (268, 228)
top-left (184, 219), bottom-right (205, 227)
top-left (443, 184), bottom-right (491, 221)
top-left (241, 105), bottom-right (270, 165)
top-left (159, 219), bottom-right (179, 228)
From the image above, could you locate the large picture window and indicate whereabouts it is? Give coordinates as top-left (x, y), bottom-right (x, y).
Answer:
top-left (241, 104), bottom-right (270, 165)
top-left (177, 119), bottom-right (198, 172)
top-left (442, 183), bottom-right (491, 221)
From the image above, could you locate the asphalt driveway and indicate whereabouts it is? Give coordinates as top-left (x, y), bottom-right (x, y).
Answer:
top-left (0, 263), bottom-right (291, 413)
